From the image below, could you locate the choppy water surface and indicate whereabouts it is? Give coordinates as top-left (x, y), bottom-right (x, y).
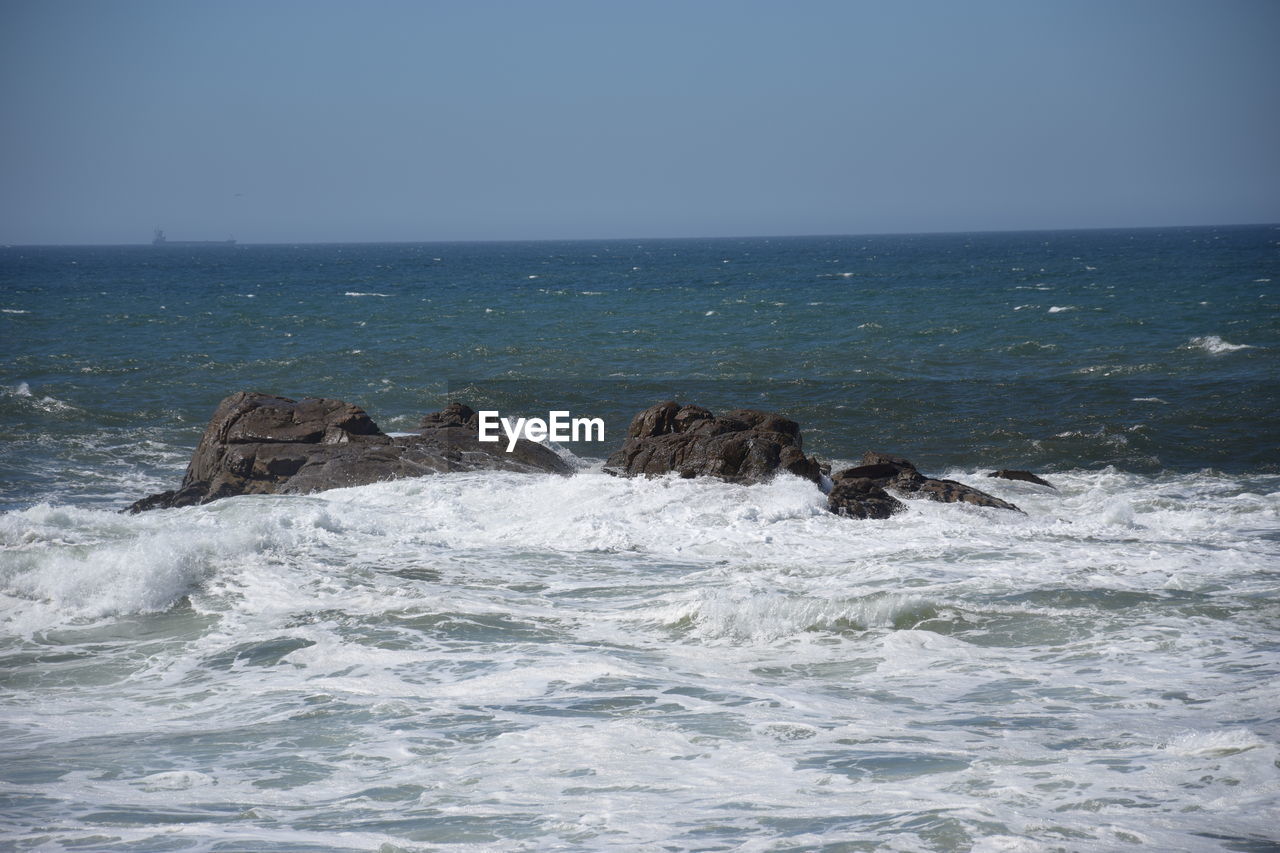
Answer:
top-left (2, 228), bottom-right (1278, 850)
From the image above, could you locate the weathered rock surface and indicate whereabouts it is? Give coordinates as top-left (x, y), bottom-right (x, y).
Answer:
top-left (987, 469), bottom-right (1056, 489)
top-left (833, 452), bottom-right (1022, 513)
top-left (128, 393), bottom-right (570, 512)
top-left (826, 476), bottom-right (905, 519)
top-left (604, 401), bottom-right (821, 484)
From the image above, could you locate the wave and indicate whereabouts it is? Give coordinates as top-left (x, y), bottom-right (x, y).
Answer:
top-left (1072, 362), bottom-right (1158, 376)
top-left (0, 504), bottom-right (265, 632)
top-left (1187, 335), bottom-right (1255, 354)
top-left (1005, 340), bottom-right (1058, 354)
top-left (652, 589), bottom-right (939, 642)
top-left (1163, 729), bottom-right (1266, 758)
top-left (3, 465), bottom-right (1274, 635)
top-left (2, 382), bottom-right (78, 414)
top-left (344, 291), bottom-right (390, 297)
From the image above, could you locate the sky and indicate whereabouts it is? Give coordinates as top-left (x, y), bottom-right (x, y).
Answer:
top-left (1, 0), bottom-right (1277, 244)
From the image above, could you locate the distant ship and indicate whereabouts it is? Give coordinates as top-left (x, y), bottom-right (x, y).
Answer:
top-left (152, 228), bottom-right (235, 246)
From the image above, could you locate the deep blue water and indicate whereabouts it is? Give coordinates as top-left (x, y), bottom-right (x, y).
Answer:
top-left (2, 226), bottom-right (1277, 510)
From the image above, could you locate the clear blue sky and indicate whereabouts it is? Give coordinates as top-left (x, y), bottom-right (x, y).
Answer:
top-left (2, 0), bottom-right (1277, 244)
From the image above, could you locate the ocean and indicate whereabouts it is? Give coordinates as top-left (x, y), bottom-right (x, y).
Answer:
top-left (1, 226), bottom-right (1278, 851)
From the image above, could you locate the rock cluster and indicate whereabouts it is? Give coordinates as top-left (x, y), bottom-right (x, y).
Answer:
top-left (603, 401), bottom-right (821, 484)
top-left (827, 452), bottom-right (1022, 517)
top-left (127, 393), bottom-right (569, 512)
top-left (129, 392), bottom-right (1039, 521)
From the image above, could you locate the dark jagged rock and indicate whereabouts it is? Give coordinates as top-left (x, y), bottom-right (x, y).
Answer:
top-left (412, 401), bottom-right (573, 480)
top-left (826, 476), bottom-right (905, 519)
top-left (987, 469), bottom-right (1056, 489)
top-left (832, 451), bottom-right (1022, 513)
top-left (605, 404), bottom-right (1018, 519)
top-left (605, 401), bottom-right (821, 484)
top-left (419, 401), bottom-right (481, 431)
top-left (128, 392), bottom-right (571, 512)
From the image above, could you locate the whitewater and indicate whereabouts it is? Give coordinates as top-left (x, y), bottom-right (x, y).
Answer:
top-left (2, 462), bottom-right (1277, 851)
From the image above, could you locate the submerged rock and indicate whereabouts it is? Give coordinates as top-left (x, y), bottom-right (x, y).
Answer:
top-left (833, 452), bottom-right (1022, 513)
top-left (605, 403), bottom-right (1019, 520)
top-left (987, 469), bottom-right (1056, 489)
top-left (127, 392), bottom-right (570, 512)
top-left (604, 401), bottom-right (821, 484)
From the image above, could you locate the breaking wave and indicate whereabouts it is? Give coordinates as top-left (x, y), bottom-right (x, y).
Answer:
top-left (1187, 334), bottom-right (1256, 354)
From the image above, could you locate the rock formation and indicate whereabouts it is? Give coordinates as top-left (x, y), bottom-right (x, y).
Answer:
top-left (987, 469), bottom-right (1056, 489)
top-left (129, 394), bottom-right (1031, 522)
top-left (831, 452), bottom-right (1022, 513)
top-left (603, 401), bottom-right (821, 484)
top-left (128, 393), bottom-right (570, 512)
top-left (826, 476), bottom-right (906, 519)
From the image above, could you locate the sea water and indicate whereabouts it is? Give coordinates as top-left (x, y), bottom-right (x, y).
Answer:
top-left (1, 227), bottom-right (1278, 850)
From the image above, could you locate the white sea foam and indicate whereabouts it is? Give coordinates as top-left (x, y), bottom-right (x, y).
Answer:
top-left (1073, 362), bottom-right (1158, 376)
top-left (1006, 340), bottom-right (1057, 353)
top-left (0, 503), bottom-right (282, 632)
top-left (1187, 334), bottom-right (1255, 354)
top-left (652, 588), bottom-right (936, 643)
top-left (7, 467), bottom-right (1270, 629)
top-left (1163, 729), bottom-right (1265, 757)
top-left (2, 466), bottom-right (1277, 849)
top-left (4, 381), bottom-right (76, 413)
top-left (344, 291), bottom-right (389, 297)
top-left (136, 770), bottom-right (216, 791)
top-left (2, 308), bottom-right (29, 314)
top-left (1047, 305), bottom-right (1075, 313)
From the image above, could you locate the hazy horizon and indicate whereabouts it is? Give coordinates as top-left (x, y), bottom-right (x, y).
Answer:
top-left (5, 218), bottom-right (1280, 249)
top-left (3, 0), bottom-right (1278, 245)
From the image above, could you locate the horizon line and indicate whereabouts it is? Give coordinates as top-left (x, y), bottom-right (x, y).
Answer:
top-left (4, 220), bottom-right (1278, 249)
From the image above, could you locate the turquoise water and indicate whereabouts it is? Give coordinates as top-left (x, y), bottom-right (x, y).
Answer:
top-left (1, 227), bottom-right (1278, 851)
